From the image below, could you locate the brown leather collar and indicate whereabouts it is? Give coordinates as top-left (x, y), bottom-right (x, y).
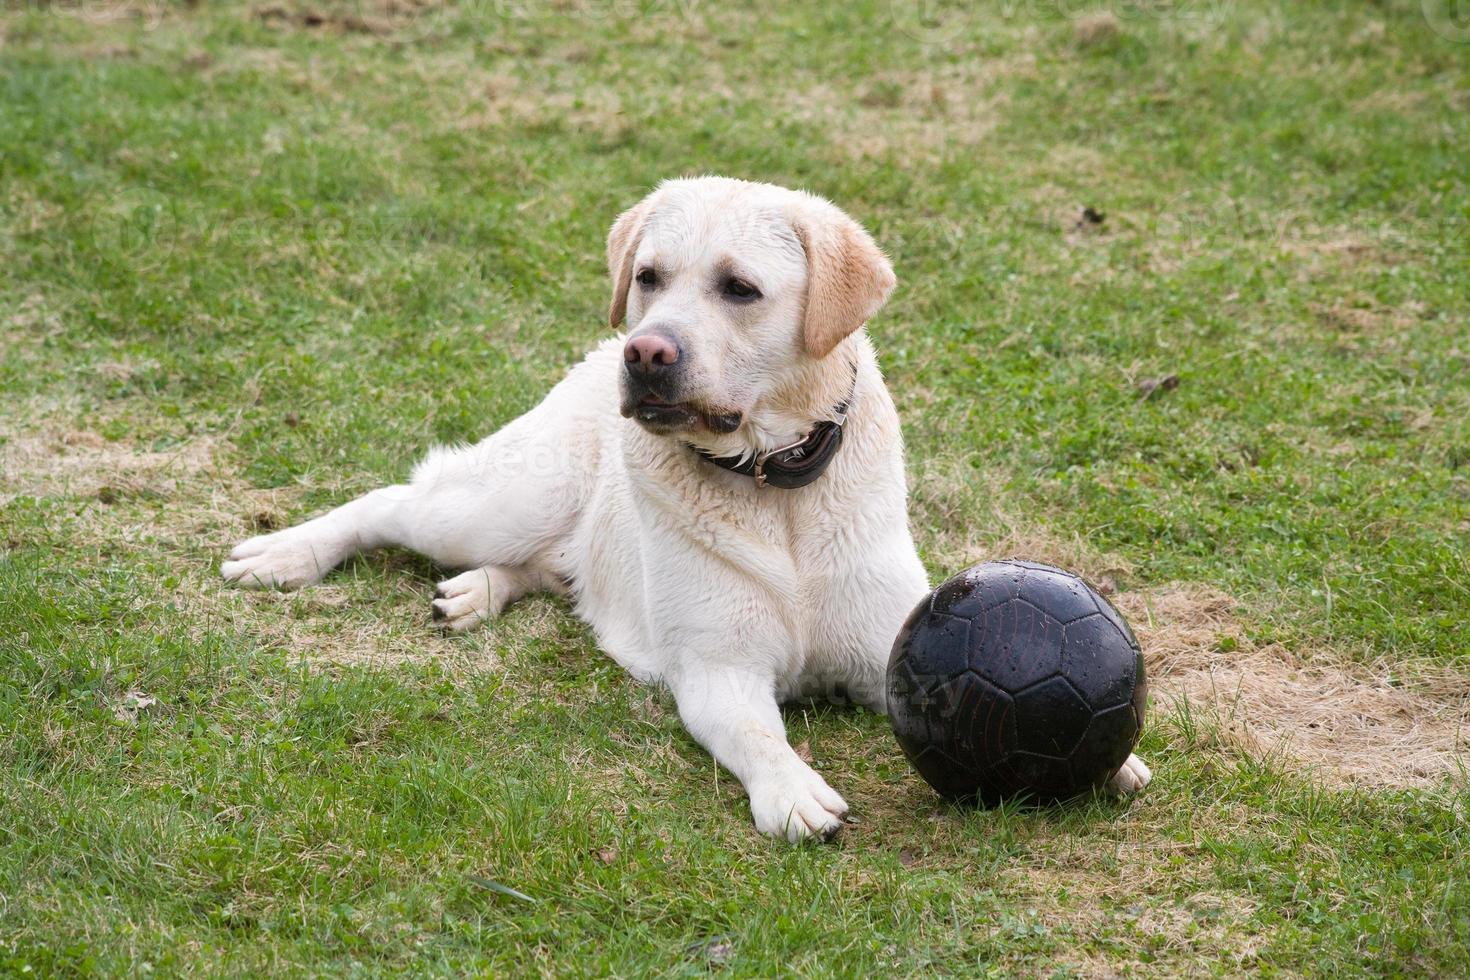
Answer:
top-left (691, 376), bottom-right (855, 490)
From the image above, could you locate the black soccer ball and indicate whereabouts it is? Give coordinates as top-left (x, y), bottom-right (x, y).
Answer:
top-left (886, 560), bottom-right (1146, 805)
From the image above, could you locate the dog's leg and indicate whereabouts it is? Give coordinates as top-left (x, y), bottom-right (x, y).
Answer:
top-left (220, 489), bottom-right (407, 590)
top-left (430, 564), bottom-right (565, 633)
top-left (223, 415), bottom-right (583, 592)
top-left (805, 530), bottom-right (930, 713)
top-left (671, 669), bottom-right (850, 842)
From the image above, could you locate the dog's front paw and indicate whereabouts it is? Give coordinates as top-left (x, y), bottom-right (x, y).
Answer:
top-left (221, 530), bottom-right (337, 590)
top-left (748, 766), bottom-right (850, 843)
top-left (430, 568), bottom-right (496, 632)
top-left (1110, 753), bottom-right (1152, 794)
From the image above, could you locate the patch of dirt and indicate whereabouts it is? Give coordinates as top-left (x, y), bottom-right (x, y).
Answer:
top-left (1, 412), bottom-right (508, 672)
top-left (1072, 11), bottom-right (1121, 47)
top-left (1002, 850), bottom-right (1269, 976)
top-left (32, 418), bottom-right (619, 683)
top-left (1311, 297), bottom-right (1424, 335)
top-left (0, 427), bottom-right (217, 506)
top-left (777, 55), bottom-right (1035, 163)
top-left (253, 0), bottom-right (444, 38)
top-left (1282, 228), bottom-right (1397, 268)
top-left (454, 72), bottom-right (630, 141)
top-left (1115, 585), bottom-right (1470, 790)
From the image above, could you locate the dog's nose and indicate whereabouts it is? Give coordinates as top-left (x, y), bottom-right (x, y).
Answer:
top-left (624, 333), bottom-right (681, 374)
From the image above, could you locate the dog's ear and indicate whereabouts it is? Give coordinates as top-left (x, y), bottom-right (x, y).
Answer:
top-left (606, 195), bottom-right (655, 330)
top-left (793, 205), bottom-right (896, 359)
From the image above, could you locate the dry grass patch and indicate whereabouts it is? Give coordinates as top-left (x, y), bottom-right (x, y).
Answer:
top-left (1071, 11), bottom-right (1121, 47)
top-left (1125, 585), bottom-right (1470, 791)
top-left (812, 59), bottom-right (1037, 161)
top-left (0, 409), bottom-right (506, 671)
top-left (1281, 227), bottom-right (1406, 274)
top-left (0, 425), bottom-right (217, 508)
top-left (999, 840), bottom-right (1270, 977)
top-left (453, 71), bottom-right (630, 141)
top-left (824, 767), bottom-right (1280, 976)
top-left (1311, 296), bottom-right (1425, 338)
top-left (252, 0), bottom-right (446, 38)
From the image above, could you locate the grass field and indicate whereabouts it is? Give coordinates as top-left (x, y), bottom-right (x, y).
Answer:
top-left (2, 0), bottom-right (1469, 974)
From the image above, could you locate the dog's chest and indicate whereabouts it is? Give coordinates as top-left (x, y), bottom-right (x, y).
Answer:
top-left (693, 489), bottom-right (864, 619)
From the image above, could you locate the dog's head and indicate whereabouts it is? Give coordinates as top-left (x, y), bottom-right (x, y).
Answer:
top-left (608, 177), bottom-right (895, 438)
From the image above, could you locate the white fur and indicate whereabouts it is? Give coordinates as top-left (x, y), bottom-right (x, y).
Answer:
top-left (222, 177), bottom-right (1150, 840)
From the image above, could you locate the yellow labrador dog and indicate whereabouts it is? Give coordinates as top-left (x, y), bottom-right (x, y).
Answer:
top-left (223, 177), bottom-right (1151, 839)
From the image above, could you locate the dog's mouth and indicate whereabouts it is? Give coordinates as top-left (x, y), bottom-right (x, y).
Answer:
top-left (622, 394), bottom-right (742, 435)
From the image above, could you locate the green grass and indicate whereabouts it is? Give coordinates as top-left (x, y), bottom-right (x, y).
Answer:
top-left (2, 1), bottom-right (1468, 974)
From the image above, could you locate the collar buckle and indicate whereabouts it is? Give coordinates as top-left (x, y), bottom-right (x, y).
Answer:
top-left (752, 435), bottom-right (811, 490)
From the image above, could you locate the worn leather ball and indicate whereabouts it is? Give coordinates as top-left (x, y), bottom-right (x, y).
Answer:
top-left (887, 560), bottom-right (1146, 804)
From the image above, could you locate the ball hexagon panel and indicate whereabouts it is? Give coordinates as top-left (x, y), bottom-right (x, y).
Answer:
top-left (893, 611), bottom-right (973, 682)
top-left (1011, 563), bottom-right (1103, 624)
top-left (1060, 613), bottom-right (1139, 710)
top-left (970, 598), bottom-right (1065, 693)
top-left (1012, 675), bottom-right (1092, 758)
top-left (931, 564), bottom-right (1020, 620)
top-left (941, 671), bottom-right (1017, 763)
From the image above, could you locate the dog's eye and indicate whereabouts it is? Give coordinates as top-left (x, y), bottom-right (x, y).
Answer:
top-left (636, 268), bottom-right (658, 288)
top-left (722, 277), bottom-right (760, 301)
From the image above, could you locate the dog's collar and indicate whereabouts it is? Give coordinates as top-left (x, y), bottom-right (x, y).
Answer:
top-left (690, 373), bottom-right (855, 490)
